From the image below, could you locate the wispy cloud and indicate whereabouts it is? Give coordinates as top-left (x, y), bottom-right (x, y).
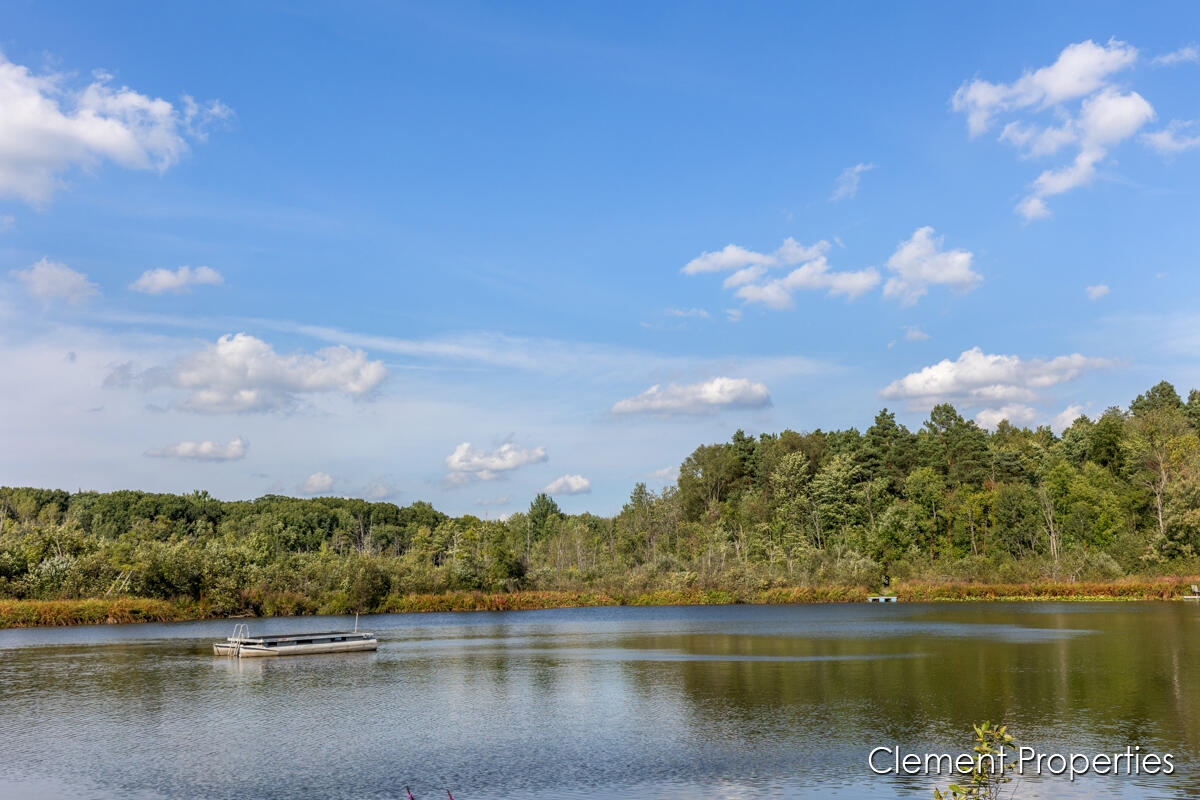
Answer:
top-left (145, 436), bottom-right (247, 461)
top-left (11, 258), bottom-right (99, 304)
top-left (130, 266), bottom-right (224, 295)
top-left (1152, 45), bottom-right (1198, 66)
top-left (613, 377), bottom-right (771, 416)
top-left (830, 162), bottom-right (875, 201)
top-left (666, 307), bottom-right (709, 318)
top-left (1142, 120), bottom-right (1200, 155)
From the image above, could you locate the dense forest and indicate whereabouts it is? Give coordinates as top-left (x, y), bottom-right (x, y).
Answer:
top-left (3, 380), bottom-right (1200, 615)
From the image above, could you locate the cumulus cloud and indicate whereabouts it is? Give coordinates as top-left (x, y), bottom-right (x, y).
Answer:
top-left (735, 256), bottom-right (881, 308)
top-left (1153, 46), bottom-right (1199, 66)
top-left (145, 435), bottom-right (247, 461)
top-left (903, 326), bottom-right (931, 342)
top-left (133, 332), bottom-right (387, 413)
top-left (11, 257), bottom-right (99, 304)
top-left (883, 227), bottom-right (980, 305)
top-left (130, 265), bottom-right (223, 294)
top-left (975, 405), bottom-right (1037, 430)
top-left (953, 39), bottom-right (1138, 135)
top-left (543, 474), bottom-right (591, 495)
top-left (952, 39), bottom-right (1164, 219)
top-left (881, 347), bottom-right (1111, 407)
top-left (830, 162), bottom-right (875, 201)
top-left (682, 237), bottom-right (829, 275)
top-left (0, 51), bottom-right (230, 205)
top-left (300, 472), bottom-right (334, 494)
top-left (444, 441), bottom-right (547, 484)
top-left (1085, 284), bottom-right (1110, 300)
top-left (1142, 119), bottom-right (1200, 155)
top-left (1052, 403), bottom-right (1090, 433)
top-left (683, 237), bottom-right (878, 309)
top-left (613, 376), bottom-right (771, 415)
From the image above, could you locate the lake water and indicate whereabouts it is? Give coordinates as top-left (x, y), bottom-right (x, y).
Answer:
top-left (1, 603), bottom-right (1197, 799)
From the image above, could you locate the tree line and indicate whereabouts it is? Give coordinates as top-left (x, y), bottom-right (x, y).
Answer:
top-left (3, 380), bottom-right (1199, 613)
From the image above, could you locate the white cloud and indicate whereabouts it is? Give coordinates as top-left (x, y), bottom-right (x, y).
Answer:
top-left (300, 472), bottom-right (334, 494)
top-left (1152, 45), bottom-right (1199, 66)
top-left (130, 265), bottom-right (223, 295)
top-left (722, 266), bottom-right (766, 289)
top-left (724, 308), bottom-right (743, 323)
top-left (952, 39), bottom-right (1163, 219)
top-left (0, 51), bottom-right (229, 205)
top-left (11, 257), bottom-right (99, 304)
top-left (735, 256), bottom-right (880, 308)
top-left (649, 465), bottom-right (679, 484)
top-left (1051, 403), bottom-right (1090, 434)
top-left (1142, 120), bottom-right (1200, 155)
top-left (1019, 89), bottom-right (1155, 218)
top-left (145, 435), bottom-right (247, 461)
top-left (1085, 284), bottom-right (1110, 300)
top-left (360, 478), bottom-right (401, 500)
top-left (883, 227), bottom-right (980, 305)
top-left (444, 441), bottom-right (547, 484)
top-left (682, 244), bottom-right (776, 275)
top-left (975, 405), bottom-right (1037, 430)
top-left (543, 474), bottom-right (591, 495)
top-left (139, 332), bottom-right (387, 413)
top-left (685, 237), bottom-right (877, 309)
top-left (830, 162), bottom-right (875, 201)
top-left (682, 237), bottom-right (829, 275)
top-left (881, 347), bottom-right (1111, 407)
top-left (903, 325), bottom-right (931, 341)
top-left (952, 39), bottom-right (1138, 136)
top-left (613, 376), bottom-right (771, 415)
top-left (666, 307), bottom-right (709, 318)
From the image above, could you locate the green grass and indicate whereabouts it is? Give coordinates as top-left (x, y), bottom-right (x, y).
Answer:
top-left (2, 577), bottom-right (1196, 628)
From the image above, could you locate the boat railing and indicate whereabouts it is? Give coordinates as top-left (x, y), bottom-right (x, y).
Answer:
top-left (226, 623), bottom-right (250, 657)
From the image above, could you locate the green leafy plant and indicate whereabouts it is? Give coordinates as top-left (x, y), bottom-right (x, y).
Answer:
top-left (934, 721), bottom-right (1019, 800)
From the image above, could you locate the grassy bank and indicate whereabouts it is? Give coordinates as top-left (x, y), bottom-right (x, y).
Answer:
top-left (2, 577), bottom-right (1196, 628)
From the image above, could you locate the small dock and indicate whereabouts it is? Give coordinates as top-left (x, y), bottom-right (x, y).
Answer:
top-left (1184, 584), bottom-right (1200, 601)
top-left (214, 623), bottom-right (377, 657)
top-left (867, 595), bottom-right (898, 603)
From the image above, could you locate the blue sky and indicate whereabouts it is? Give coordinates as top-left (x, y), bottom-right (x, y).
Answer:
top-left (2, 1), bottom-right (1199, 515)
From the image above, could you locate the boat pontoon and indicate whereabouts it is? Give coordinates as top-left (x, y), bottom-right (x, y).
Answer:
top-left (213, 623), bottom-right (377, 657)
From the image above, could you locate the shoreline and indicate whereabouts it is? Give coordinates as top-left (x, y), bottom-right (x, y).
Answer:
top-left (2, 578), bottom-right (1196, 629)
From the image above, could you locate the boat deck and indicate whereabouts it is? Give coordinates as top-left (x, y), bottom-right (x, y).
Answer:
top-left (213, 627), bottom-right (378, 658)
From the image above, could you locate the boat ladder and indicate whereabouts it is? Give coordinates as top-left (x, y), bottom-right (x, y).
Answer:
top-left (227, 623), bottom-right (250, 657)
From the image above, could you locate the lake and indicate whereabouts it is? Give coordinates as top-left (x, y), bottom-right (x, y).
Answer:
top-left (1, 603), bottom-right (1197, 799)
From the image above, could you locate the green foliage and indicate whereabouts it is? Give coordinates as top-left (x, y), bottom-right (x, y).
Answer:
top-left (2, 381), bottom-right (1200, 611)
top-left (933, 721), bottom-right (1018, 800)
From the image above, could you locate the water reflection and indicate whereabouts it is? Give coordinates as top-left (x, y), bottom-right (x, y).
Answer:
top-left (0, 603), bottom-right (1197, 799)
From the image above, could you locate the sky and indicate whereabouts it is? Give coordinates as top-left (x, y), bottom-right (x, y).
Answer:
top-left (2, 1), bottom-right (1199, 516)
